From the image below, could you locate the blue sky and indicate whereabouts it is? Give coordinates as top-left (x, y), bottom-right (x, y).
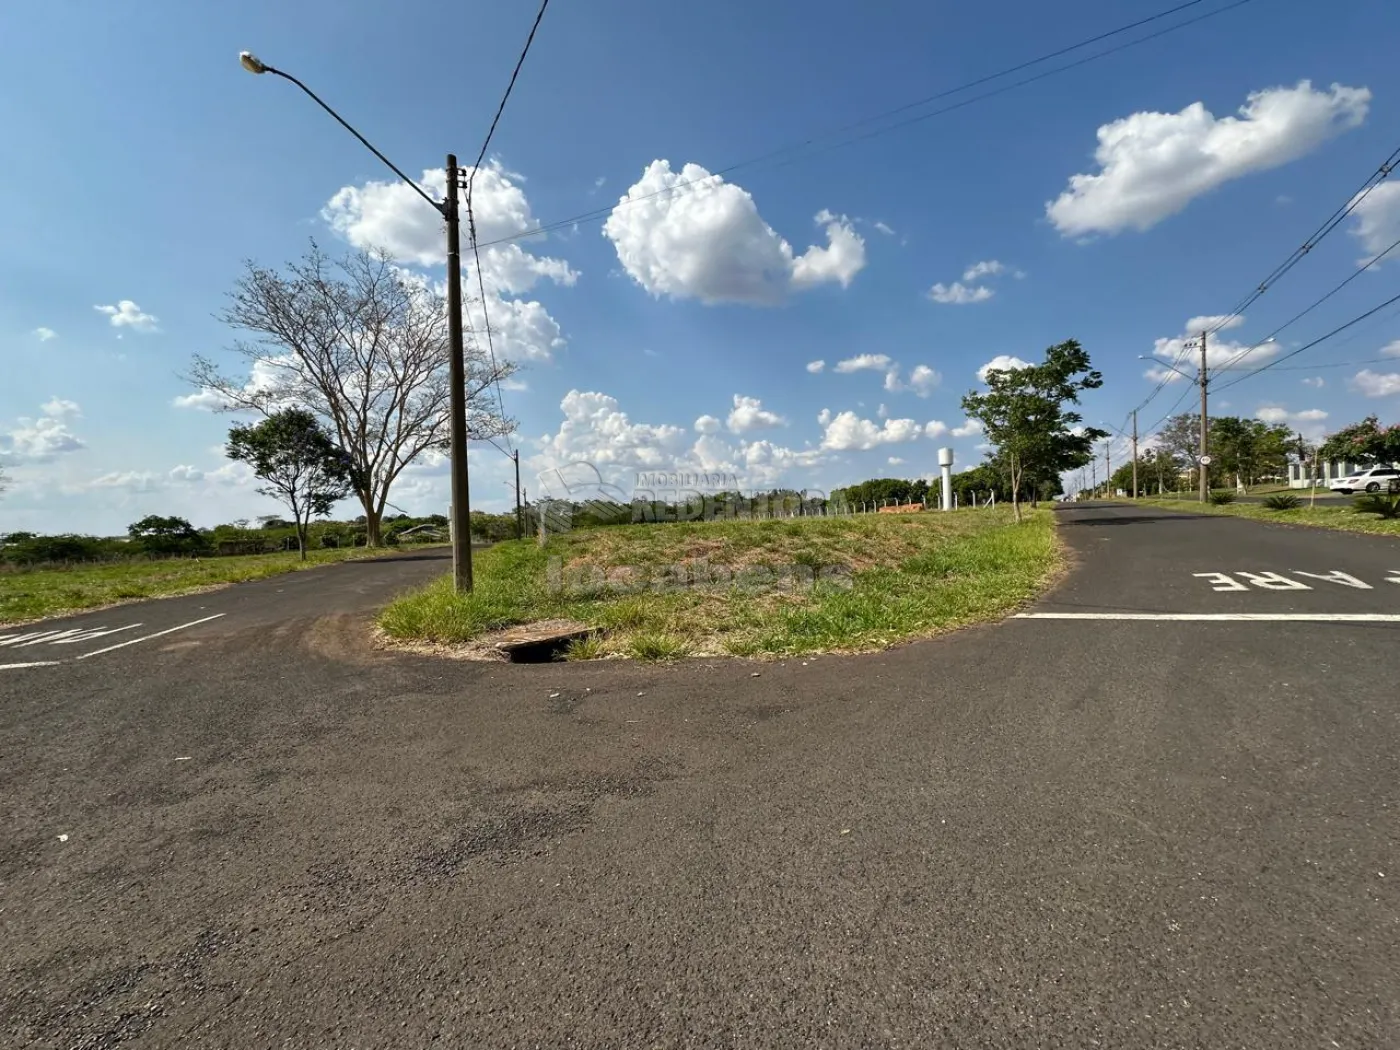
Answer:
top-left (4, 0), bottom-right (1400, 533)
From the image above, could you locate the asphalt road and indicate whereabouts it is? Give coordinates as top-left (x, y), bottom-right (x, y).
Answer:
top-left (3, 506), bottom-right (1397, 1048)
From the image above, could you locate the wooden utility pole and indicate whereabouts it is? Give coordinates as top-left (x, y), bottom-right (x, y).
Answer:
top-left (512, 450), bottom-right (523, 540)
top-left (1198, 329), bottom-right (1210, 503)
top-left (1105, 441), bottom-right (1112, 496)
top-left (1131, 409), bottom-right (1139, 499)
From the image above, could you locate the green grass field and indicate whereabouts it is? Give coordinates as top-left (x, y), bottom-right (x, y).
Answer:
top-left (1139, 497), bottom-right (1400, 537)
top-left (379, 508), bottom-right (1060, 659)
top-left (0, 546), bottom-right (417, 626)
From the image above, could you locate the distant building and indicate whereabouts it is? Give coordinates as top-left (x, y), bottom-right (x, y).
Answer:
top-left (1287, 459), bottom-right (1392, 488)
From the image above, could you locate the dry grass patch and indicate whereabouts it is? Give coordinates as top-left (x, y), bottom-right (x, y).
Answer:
top-left (380, 510), bottom-right (1059, 659)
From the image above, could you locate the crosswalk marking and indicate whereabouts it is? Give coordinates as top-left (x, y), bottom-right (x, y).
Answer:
top-left (0, 630), bottom-right (68, 647)
top-left (50, 624), bottom-right (143, 645)
top-left (76, 614), bottom-right (225, 660)
top-left (13, 629), bottom-right (87, 647)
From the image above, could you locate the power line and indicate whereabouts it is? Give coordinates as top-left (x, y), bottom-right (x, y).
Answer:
top-left (473, 0), bottom-right (1259, 251)
top-left (464, 0), bottom-right (551, 456)
top-left (1141, 376), bottom-right (1199, 436)
top-left (467, 204), bottom-right (512, 452)
top-left (1210, 232), bottom-right (1400, 373)
top-left (1249, 356), bottom-right (1398, 371)
top-left (1128, 152), bottom-right (1400, 422)
top-left (467, 0), bottom-right (551, 203)
top-left (1213, 289), bottom-right (1400, 393)
top-left (1203, 141), bottom-right (1400, 342)
top-left (768, 0), bottom-right (1259, 171)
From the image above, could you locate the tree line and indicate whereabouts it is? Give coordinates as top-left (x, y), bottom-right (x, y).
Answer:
top-left (0, 511), bottom-right (493, 568)
top-left (1103, 412), bottom-right (1400, 496)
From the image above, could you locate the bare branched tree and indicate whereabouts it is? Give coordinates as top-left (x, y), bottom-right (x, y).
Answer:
top-left (188, 242), bottom-right (516, 546)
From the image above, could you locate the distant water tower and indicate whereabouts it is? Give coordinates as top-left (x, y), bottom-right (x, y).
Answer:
top-left (938, 447), bottom-right (954, 511)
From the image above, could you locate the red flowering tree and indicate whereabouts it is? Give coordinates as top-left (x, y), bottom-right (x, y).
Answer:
top-left (1319, 415), bottom-right (1400, 465)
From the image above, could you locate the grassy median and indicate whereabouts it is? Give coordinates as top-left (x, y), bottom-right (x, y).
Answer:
top-left (1139, 497), bottom-right (1400, 538)
top-left (379, 508), bottom-right (1060, 659)
top-left (0, 546), bottom-right (407, 626)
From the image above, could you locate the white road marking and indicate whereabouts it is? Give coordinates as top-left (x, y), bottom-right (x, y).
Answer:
top-left (1193, 572), bottom-right (1247, 592)
top-left (0, 661), bottom-right (64, 670)
top-left (0, 630), bottom-right (68, 647)
top-left (1294, 571), bottom-right (1372, 589)
top-left (75, 614), bottom-right (226, 660)
top-left (1236, 571), bottom-right (1311, 591)
top-left (50, 624), bottom-right (143, 645)
top-left (1016, 613), bottom-right (1400, 622)
top-left (13, 628), bottom-right (86, 647)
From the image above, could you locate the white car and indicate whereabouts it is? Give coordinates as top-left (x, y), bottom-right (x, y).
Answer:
top-left (1328, 466), bottom-right (1400, 494)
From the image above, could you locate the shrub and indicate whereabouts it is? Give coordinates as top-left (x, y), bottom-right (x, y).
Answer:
top-left (1263, 494), bottom-right (1301, 511)
top-left (1208, 490), bottom-right (1238, 505)
top-left (627, 632), bottom-right (692, 662)
top-left (563, 634), bottom-right (607, 661)
top-left (1352, 493), bottom-right (1400, 519)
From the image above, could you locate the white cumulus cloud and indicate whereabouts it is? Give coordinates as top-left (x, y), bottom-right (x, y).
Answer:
top-left (1256, 405), bottom-right (1328, 440)
top-left (924, 420), bottom-right (950, 438)
top-left (94, 300), bottom-right (159, 332)
top-left (929, 281), bottom-right (993, 305)
top-left (1301, 376), bottom-right (1326, 388)
top-left (87, 470), bottom-right (161, 493)
top-left (1048, 81), bottom-right (1370, 237)
top-left (1350, 369), bottom-right (1400, 398)
top-left (1146, 315), bottom-right (1277, 381)
top-left (601, 160), bottom-right (865, 304)
top-left (976, 355), bottom-right (1032, 383)
top-left (32, 327), bottom-right (56, 342)
top-left (884, 364), bottom-right (942, 397)
top-left (820, 411), bottom-right (922, 451)
top-left (952, 419), bottom-right (983, 438)
top-left (790, 209), bottom-right (867, 290)
top-left (834, 353), bottom-right (892, 373)
top-left (324, 162), bottom-right (573, 363)
top-left (806, 360), bottom-right (825, 374)
top-left (694, 414), bottom-right (721, 435)
top-left (1349, 182), bottom-right (1400, 262)
top-left (534, 390), bottom-right (689, 476)
top-left (1382, 340), bottom-right (1400, 358)
top-left (726, 395), bottom-right (787, 434)
top-left (963, 260), bottom-right (1005, 281)
top-left (1, 398), bottom-right (86, 462)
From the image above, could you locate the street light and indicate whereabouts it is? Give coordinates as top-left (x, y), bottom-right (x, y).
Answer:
top-left (238, 51), bottom-right (474, 592)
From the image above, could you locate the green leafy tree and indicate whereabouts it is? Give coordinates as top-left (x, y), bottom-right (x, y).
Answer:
top-left (128, 515), bottom-right (206, 556)
top-left (830, 478), bottom-right (916, 507)
top-left (1208, 417), bottom-right (1290, 490)
top-left (1319, 415), bottom-right (1400, 465)
top-left (950, 462), bottom-right (1011, 503)
top-left (226, 408), bottom-right (353, 560)
top-left (1157, 414), bottom-right (1203, 486)
top-left (961, 340), bottom-right (1106, 522)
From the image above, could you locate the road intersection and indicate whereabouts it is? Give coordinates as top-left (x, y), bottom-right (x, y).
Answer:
top-left (2, 506), bottom-right (1397, 1048)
